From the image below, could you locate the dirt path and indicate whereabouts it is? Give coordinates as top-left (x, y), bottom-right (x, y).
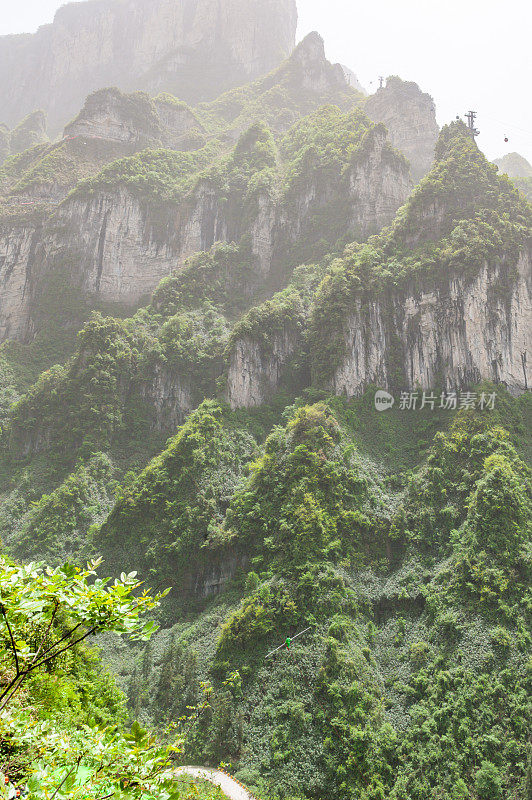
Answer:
top-left (174, 767), bottom-right (257, 800)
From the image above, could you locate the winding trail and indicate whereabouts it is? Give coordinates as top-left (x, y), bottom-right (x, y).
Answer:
top-left (173, 767), bottom-right (258, 800)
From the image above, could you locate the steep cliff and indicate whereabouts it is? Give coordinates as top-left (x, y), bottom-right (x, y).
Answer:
top-left (0, 210), bottom-right (44, 342)
top-left (364, 76), bottom-right (439, 181)
top-left (0, 117), bottom-right (412, 460)
top-left (311, 123), bottom-right (532, 397)
top-left (225, 265), bottom-right (321, 407)
top-left (223, 123), bottom-right (532, 408)
top-left (0, 107), bottom-right (411, 351)
top-left (328, 247), bottom-right (531, 397)
top-left (0, 0), bottom-right (298, 134)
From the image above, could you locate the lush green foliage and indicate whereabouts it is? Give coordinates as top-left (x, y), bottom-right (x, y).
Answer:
top-left (222, 403), bottom-right (381, 569)
top-left (98, 400), bottom-right (257, 581)
top-left (310, 122), bottom-right (532, 383)
top-left (75, 144), bottom-right (220, 203)
top-left (1, 49), bottom-right (531, 800)
top-left (151, 243), bottom-right (258, 320)
top-left (11, 453), bottom-right (117, 562)
top-left (512, 175), bottom-right (532, 202)
top-left (0, 557), bottom-right (190, 800)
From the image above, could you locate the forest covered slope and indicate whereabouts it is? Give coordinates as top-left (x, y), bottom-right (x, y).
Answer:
top-left (0, 2), bottom-right (531, 800)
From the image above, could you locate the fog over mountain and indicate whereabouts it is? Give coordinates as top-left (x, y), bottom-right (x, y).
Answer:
top-left (0, 4), bottom-right (530, 800)
top-left (2, 0), bottom-right (531, 161)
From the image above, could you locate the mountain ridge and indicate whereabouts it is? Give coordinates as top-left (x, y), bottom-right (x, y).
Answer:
top-left (0, 0), bottom-right (298, 134)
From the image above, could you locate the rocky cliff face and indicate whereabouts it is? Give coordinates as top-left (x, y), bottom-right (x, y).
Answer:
top-left (0, 112), bottom-right (412, 346)
top-left (49, 190), bottom-right (180, 304)
top-left (64, 88), bottom-right (204, 150)
top-left (0, 215), bottom-right (42, 341)
top-left (227, 125), bottom-right (532, 408)
top-left (226, 328), bottom-right (302, 408)
top-left (0, 0), bottom-right (298, 134)
top-left (139, 364), bottom-right (194, 431)
top-left (330, 247), bottom-right (532, 397)
top-left (364, 77), bottom-right (439, 181)
top-left (226, 246), bottom-right (532, 410)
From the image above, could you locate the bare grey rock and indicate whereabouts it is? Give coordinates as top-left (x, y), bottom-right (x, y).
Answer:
top-left (330, 247), bottom-right (532, 397)
top-left (226, 329), bottom-right (301, 409)
top-left (139, 363), bottom-right (194, 431)
top-left (0, 119), bottom-right (412, 348)
top-left (0, 0), bottom-right (298, 135)
top-left (0, 217), bottom-right (41, 341)
top-left (364, 76), bottom-right (439, 181)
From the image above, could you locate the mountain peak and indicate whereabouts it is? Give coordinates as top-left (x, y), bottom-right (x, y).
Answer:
top-left (364, 74), bottom-right (439, 180)
top-left (0, 0), bottom-right (298, 133)
top-left (294, 31), bottom-right (327, 61)
top-left (494, 151), bottom-right (532, 178)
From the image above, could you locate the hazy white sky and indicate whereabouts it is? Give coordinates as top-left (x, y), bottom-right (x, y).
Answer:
top-left (1, 0), bottom-right (531, 163)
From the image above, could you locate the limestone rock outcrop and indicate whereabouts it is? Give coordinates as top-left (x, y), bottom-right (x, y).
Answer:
top-left (0, 0), bottom-right (298, 134)
top-left (365, 76), bottom-right (439, 181)
top-left (329, 247), bottom-right (532, 398)
top-left (0, 119), bottom-right (412, 345)
top-left (226, 328), bottom-right (302, 409)
top-left (64, 88), bottom-right (204, 150)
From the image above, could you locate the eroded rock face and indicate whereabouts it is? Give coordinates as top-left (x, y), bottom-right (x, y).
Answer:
top-left (364, 77), bottom-right (439, 181)
top-left (330, 247), bottom-right (532, 397)
top-left (0, 219), bottom-right (41, 341)
top-left (226, 328), bottom-right (301, 408)
top-left (194, 554), bottom-right (243, 598)
top-left (0, 0), bottom-right (298, 134)
top-left (287, 31), bottom-right (347, 94)
top-left (64, 89), bottom-right (163, 147)
top-left (64, 88), bottom-right (205, 150)
top-left (0, 114), bottom-right (413, 346)
top-left (226, 247), bottom-right (532, 409)
top-left (48, 190), bottom-right (180, 304)
top-left (346, 128), bottom-right (413, 234)
top-left (139, 364), bottom-right (194, 431)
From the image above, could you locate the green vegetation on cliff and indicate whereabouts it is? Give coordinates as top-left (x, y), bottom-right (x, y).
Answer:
top-left (127, 397), bottom-right (529, 800)
top-left (0, 34), bottom-right (531, 800)
top-left (309, 122), bottom-right (532, 384)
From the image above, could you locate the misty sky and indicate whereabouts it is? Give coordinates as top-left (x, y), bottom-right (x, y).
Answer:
top-left (1, 0), bottom-right (531, 163)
